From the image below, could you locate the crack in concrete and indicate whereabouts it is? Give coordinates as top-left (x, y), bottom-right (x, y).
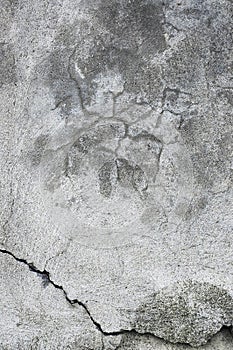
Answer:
top-left (0, 248), bottom-right (107, 334)
top-left (0, 251), bottom-right (152, 347)
top-left (0, 249), bottom-right (137, 338)
top-left (1, 248), bottom-right (232, 348)
top-left (44, 237), bottom-right (73, 269)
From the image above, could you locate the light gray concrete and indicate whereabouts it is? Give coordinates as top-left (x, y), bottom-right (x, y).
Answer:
top-left (0, 0), bottom-right (232, 348)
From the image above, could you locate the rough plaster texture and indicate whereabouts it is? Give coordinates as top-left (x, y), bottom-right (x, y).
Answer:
top-left (0, 0), bottom-right (232, 349)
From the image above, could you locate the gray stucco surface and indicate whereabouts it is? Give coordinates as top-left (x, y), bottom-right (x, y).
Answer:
top-left (0, 0), bottom-right (232, 349)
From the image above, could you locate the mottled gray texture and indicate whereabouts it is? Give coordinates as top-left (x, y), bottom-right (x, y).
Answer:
top-left (135, 280), bottom-right (233, 346)
top-left (0, 0), bottom-right (232, 349)
top-left (0, 253), bottom-right (103, 350)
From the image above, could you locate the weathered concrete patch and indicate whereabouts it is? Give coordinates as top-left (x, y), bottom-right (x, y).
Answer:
top-left (135, 280), bottom-right (233, 347)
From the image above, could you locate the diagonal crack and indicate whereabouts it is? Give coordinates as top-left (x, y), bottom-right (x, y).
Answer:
top-left (0, 248), bottom-right (232, 349)
top-left (0, 248), bottom-right (107, 334)
top-left (0, 248), bottom-right (132, 337)
top-left (0, 248), bottom-right (169, 341)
